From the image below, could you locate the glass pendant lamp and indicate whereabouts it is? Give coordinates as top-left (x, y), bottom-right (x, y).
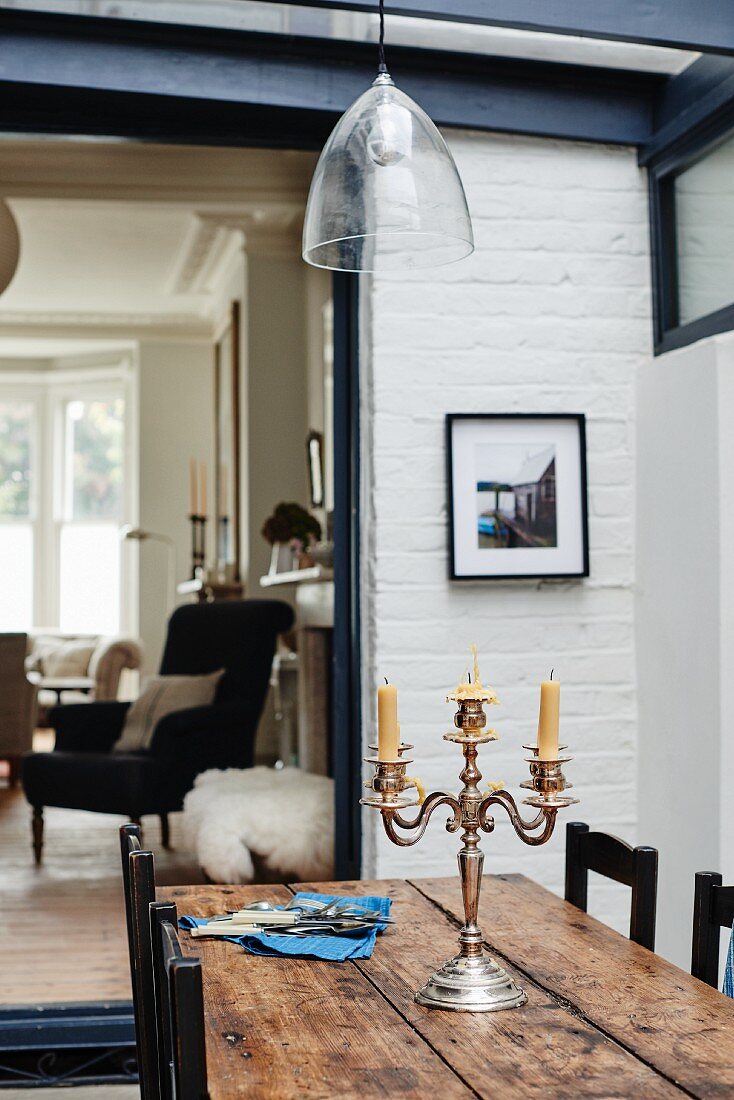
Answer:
top-left (302, 1), bottom-right (474, 272)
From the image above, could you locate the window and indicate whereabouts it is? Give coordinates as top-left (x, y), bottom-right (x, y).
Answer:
top-left (0, 398), bottom-right (35, 628)
top-left (675, 134), bottom-right (734, 327)
top-left (58, 395), bottom-right (126, 634)
top-left (648, 122), bottom-right (734, 354)
top-left (0, 368), bottom-right (133, 634)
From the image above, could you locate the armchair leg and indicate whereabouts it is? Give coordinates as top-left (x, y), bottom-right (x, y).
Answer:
top-left (7, 756), bottom-right (20, 788)
top-left (32, 807), bottom-right (44, 865)
top-left (160, 813), bottom-right (171, 850)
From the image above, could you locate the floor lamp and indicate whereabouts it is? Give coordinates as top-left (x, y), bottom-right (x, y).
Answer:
top-left (119, 526), bottom-right (177, 614)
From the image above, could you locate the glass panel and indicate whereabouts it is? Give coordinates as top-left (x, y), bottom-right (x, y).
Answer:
top-left (675, 134), bottom-right (734, 326)
top-left (67, 397), bottom-right (124, 520)
top-left (59, 523), bottom-right (120, 634)
top-left (0, 524), bottom-right (33, 629)
top-left (0, 400), bottom-right (33, 518)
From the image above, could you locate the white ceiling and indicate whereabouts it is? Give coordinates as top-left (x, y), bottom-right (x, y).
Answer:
top-left (1, 200), bottom-right (210, 318)
top-left (0, 143), bottom-right (315, 338)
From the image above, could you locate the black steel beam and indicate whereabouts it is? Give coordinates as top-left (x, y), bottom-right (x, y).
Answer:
top-left (239, 0), bottom-right (734, 56)
top-left (641, 56), bottom-right (734, 167)
top-left (0, 10), bottom-right (662, 147)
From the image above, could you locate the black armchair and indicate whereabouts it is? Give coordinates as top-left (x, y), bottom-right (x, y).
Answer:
top-left (21, 599), bottom-right (294, 863)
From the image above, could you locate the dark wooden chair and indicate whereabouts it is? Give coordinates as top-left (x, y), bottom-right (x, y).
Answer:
top-left (120, 822), bottom-right (161, 1100)
top-left (691, 871), bottom-right (734, 987)
top-left (150, 902), bottom-right (208, 1100)
top-left (565, 821), bottom-right (658, 951)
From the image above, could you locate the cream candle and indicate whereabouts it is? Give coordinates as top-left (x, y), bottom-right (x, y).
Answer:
top-left (377, 680), bottom-right (400, 760)
top-left (448, 645), bottom-right (498, 705)
top-left (199, 461), bottom-right (207, 516)
top-left (189, 457), bottom-right (197, 514)
top-left (537, 671), bottom-right (560, 760)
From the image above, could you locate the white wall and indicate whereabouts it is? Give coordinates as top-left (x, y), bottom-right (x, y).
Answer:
top-left (137, 338), bottom-right (213, 674)
top-left (361, 130), bottom-right (651, 934)
top-left (637, 332), bottom-right (734, 969)
top-left (245, 253), bottom-right (310, 591)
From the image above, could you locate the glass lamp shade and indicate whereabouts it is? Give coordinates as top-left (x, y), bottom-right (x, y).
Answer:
top-left (303, 73), bottom-right (474, 272)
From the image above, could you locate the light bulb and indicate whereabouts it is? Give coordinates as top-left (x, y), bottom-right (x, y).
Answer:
top-left (367, 100), bottom-right (411, 166)
top-left (365, 73), bottom-right (412, 167)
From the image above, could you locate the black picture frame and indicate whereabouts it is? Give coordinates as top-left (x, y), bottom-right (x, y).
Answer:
top-left (446, 413), bottom-right (589, 581)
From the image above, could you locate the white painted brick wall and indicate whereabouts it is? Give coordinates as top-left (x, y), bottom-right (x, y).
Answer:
top-left (360, 130), bottom-right (651, 937)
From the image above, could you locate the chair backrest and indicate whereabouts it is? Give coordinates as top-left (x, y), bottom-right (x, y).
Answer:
top-left (119, 823), bottom-right (161, 1100)
top-left (565, 821), bottom-right (658, 951)
top-left (158, 600), bottom-right (294, 709)
top-left (691, 871), bottom-right (734, 987)
top-left (150, 903), bottom-right (208, 1100)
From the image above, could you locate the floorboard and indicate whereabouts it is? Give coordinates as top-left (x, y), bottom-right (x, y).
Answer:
top-left (0, 773), bottom-right (205, 1006)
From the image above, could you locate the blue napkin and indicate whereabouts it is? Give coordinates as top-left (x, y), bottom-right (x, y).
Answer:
top-left (179, 891), bottom-right (391, 961)
top-left (724, 923), bottom-right (734, 997)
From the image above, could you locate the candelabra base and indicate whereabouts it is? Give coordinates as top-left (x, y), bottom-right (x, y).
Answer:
top-left (415, 951), bottom-right (527, 1012)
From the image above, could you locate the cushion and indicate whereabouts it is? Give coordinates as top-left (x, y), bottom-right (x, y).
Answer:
top-left (40, 640), bottom-right (96, 678)
top-left (112, 669), bottom-right (224, 753)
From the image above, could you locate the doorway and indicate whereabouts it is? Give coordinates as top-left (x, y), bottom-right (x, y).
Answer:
top-left (0, 142), bottom-right (361, 1029)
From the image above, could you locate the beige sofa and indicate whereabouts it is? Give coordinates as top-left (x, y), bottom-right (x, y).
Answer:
top-left (25, 631), bottom-right (143, 714)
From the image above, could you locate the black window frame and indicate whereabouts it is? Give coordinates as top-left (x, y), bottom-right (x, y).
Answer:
top-left (650, 104), bottom-right (734, 356)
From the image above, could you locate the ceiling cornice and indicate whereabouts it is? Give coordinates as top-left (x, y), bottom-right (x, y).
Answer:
top-left (0, 312), bottom-right (213, 343)
top-left (0, 141), bottom-right (316, 205)
top-left (167, 205), bottom-right (304, 297)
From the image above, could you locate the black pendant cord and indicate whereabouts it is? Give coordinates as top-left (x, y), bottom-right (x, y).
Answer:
top-left (377, 0), bottom-right (387, 72)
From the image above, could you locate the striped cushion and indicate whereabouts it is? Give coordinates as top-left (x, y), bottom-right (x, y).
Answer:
top-left (112, 669), bottom-right (225, 753)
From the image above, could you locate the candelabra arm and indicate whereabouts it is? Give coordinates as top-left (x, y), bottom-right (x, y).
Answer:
top-left (479, 790), bottom-right (558, 846)
top-left (382, 792), bottom-right (461, 847)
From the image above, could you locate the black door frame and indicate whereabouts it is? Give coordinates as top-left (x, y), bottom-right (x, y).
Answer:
top-left (331, 273), bottom-right (361, 879)
top-left (0, 105), bottom-right (363, 873)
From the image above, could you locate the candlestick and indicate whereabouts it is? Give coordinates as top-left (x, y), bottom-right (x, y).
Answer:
top-left (377, 681), bottom-right (400, 760)
top-left (189, 513), bottom-right (207, 579)
top-left (537, 672), bottom-right (560, 759)
top-left (361, 692), bottom-right (577, 1012)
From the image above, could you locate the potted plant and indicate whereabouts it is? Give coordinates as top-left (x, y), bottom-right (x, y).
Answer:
top-left (262, 502), bottom-right (322, 572)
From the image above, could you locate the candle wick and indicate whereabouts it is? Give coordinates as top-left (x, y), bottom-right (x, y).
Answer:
top-left (468, 672), bottom-right (472, 684)
top-left (550, 668), bottom-right (554, 680)
top-left (384, 677), bottom-right (389, 685)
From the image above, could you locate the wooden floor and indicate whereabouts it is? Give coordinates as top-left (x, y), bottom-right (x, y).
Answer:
top-left (0, 768), bottom-right (205, 1006)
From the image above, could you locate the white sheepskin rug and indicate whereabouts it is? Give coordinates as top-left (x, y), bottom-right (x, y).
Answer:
top-left (182, 766), bottom-right (334, 884)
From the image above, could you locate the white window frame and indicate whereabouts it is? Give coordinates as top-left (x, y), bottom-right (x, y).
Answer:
top-left (0, 384), bottom-right (42, 631)
top-left (0, 360), bottom-right (138, 634)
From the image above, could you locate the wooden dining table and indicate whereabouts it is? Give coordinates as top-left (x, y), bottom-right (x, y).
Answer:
top-left (160, 874), bottom-right (734, 1099)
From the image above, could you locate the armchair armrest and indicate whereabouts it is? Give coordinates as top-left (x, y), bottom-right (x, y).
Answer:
top-left (150, 704), bottom-right (254, 776)
top-left (50, 701), bottom-right (130, 754)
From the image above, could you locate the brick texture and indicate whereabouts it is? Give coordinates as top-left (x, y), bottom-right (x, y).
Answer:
top-left (360, 130), bottom-right (651, 936)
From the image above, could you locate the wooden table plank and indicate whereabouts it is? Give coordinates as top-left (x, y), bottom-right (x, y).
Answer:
top-left (413, 874), bottom-right (734, 1099)
top-left (296, 879), bottom-right (686, 1099)
top-left (159, 884), bottom-right (474, 1100)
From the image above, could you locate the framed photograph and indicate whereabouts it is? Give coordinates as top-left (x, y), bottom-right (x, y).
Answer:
top-left (447, 413), bottom-right (589, 580)
top-left (214, 300), bottom-right (241, 578)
